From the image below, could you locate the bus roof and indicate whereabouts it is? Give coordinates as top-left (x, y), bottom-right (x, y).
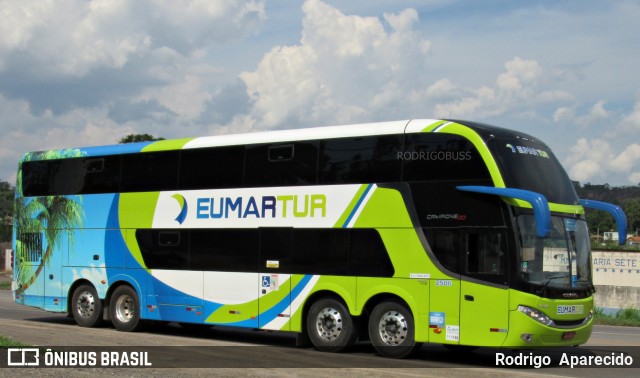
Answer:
top-left (20, 118), bottom-right (543, 161)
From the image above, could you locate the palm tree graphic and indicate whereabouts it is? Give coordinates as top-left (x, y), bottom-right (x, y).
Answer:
top-left (14, 149), bottom-right (85, 296)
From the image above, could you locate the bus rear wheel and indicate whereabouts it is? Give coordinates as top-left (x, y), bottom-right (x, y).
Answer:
top-left (71, 284), bottom-right (103, 327)
top-left (110, 285), bottom-right (144, 332)
top-left (368, 300), bottom-right (421, 358)
top-left (306, 298), bottom-right (357, 352)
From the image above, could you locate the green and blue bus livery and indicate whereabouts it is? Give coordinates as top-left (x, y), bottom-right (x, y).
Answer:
top-left (12, 119), bottom-right (626, 358)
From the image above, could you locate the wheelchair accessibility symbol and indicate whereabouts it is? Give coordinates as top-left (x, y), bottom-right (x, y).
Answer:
top-left (262, 276), bottom-right (271, 287)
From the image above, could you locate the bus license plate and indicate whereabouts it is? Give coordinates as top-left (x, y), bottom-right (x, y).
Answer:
top-left (562, 331), bottom-right (576, 340)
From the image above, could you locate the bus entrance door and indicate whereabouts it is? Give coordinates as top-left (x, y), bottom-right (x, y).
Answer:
top-left (258, 228), bottom-right (292, 331)
top-left (428, 278), bottom-right (460, 345)
top-left (459, 230), bottom-right (509, 346)
top-left (258, 272), bottom-right (291, 331)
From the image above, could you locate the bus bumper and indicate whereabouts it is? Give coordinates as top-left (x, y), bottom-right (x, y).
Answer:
top-left (502, 309), bottom-right (593, 347)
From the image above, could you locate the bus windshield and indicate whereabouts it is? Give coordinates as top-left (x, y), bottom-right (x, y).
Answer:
top-left (489, 138), bottom-right (578, 205)
top-left (517, 215), bottom-right (591, 290)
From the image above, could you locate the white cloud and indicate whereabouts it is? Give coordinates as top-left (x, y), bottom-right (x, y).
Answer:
top-left (430, 57), bottom-right (562, 119)
top-left (240, 0), bottom-right (431, 129)
top-left (576, 100), bottom-right (609, 126)
top-left (565, 138), bottom-right (640, 184)
top-left (0, 0), bottom-right (266, 77)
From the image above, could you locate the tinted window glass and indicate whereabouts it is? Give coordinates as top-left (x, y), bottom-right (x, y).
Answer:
top-left (190, 229), bottom-right (259, 271)
top-left (22, 160), bottom-right (52, 196)
top-left (121, 151), bottom-right (179, 192)
top-left (349, 229), bottom-right (394, 277)
top-left (48, 158), bottom-right (85, 195)
top-left (245, 142), bottom-right (318, 187)
top-left (82, 156), bottom-right (121, 194)
top-left (427, 229), bottom-right (460, 273)
top-left (465, 231), bottom-right (506, 275)
top-left (292, 229), bottom-right (349, 275)
top-left (319, 135), bottom-right (402, 184)
top-left (180, 146), bottom-right (244, 190)
top-left (259, 228), bottom-right (292, 272)
top-left (134, 228), bottom-right (393, 276)
top-left (490, 138), bottom-right (578, 205)
top-left (403, 133), bottom-right (490, 181)
top-left (137, 229), bottom-right (188, 270)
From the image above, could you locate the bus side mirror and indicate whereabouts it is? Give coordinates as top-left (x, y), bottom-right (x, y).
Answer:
top-left (457, 186), bottom-right (551, 238)
top-left (579, 199), bottom-right (627, 246)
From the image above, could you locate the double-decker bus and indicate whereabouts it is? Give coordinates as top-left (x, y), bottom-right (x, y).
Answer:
top-left (12, 119), bottom-right (626, 358)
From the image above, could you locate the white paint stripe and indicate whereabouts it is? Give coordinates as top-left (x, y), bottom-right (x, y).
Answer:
top-left (263, 275), bottom-right (320, 330)
top-left (345, 184), bottom-right (376, 228)
top-left (433, 122), bottom-right (453, 133)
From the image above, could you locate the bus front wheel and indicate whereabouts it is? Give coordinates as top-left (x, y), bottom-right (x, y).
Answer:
top-left (306, 298), bottom-right (357, 352)
top-left (71, 284), bottom-right (103, 327)
top-left (110, 285), bottom-right (144, 332)
top-left (368, 300), bottom-right (421, 358)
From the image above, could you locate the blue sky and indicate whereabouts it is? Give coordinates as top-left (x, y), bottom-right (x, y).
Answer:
top-left (1, 0), bottom-right (639, 186)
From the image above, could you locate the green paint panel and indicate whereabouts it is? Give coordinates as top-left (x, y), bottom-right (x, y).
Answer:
top-left (353, 187), bottom-right (413, 228)
top-left (459, 281), bottom-right (509, 346)
top-left (420, 120), bottom-right (448, 132)
top-left (432, 122), bottom-right (506, 188)
top-left (118, 192), bottom-right (161, 269)
top-left (288, 275), bottom-right (356, 333)
top-left (141, 138), bottom-right (194, 152)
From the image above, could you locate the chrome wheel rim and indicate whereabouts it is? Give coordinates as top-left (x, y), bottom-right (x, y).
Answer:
top-left (76, 290), bottom-right (96, 319)
top-left (315, 307), bottom-right (343, 341)
top-left (115, 295), bottom-right (135, 323)
top-left (378, 310), bottom-right (409, 345)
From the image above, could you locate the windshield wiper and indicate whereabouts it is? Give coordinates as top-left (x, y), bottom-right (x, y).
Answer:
top-left (535, 276), bottom-right (568, 295)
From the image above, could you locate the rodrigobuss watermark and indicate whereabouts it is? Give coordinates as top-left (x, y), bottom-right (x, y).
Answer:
top-left (397, 151), bottom-right (472, 161)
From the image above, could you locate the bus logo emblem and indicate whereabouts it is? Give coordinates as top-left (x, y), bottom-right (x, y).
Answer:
top-left (171, 194), bottom-right (188, 224)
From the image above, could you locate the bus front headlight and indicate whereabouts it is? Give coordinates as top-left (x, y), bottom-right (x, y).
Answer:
top-left (517, 305), bottom-right (553, 326)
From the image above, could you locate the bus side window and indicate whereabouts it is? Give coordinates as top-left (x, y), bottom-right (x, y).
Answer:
top-left (245, 142), bottom-right (318, 187)
top-left (427, 229), bottom-right (461, 274)
top-left (259, 228), bottom-right (292, 272)
top-left (136, 229), bottom-right (188, 270)
top-left (318, 135), bottom-right (402, 185)
top-left (22, 160), bottom-right (52, 196)
top-left (179, 146), bottom-right (244, 190)
top-left (121, 151), bottom-right (179, 193)
top-left (189, 229), bottom-right (259, 272)
top-left (464, 231), bottom-right (507, 279)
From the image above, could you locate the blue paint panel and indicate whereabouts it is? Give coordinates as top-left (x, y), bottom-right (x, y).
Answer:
top-left (579, 199), bottom-right (628, 245)
top-left (343, 184), bottom-right (373, 227)
top-left (157, 305), bottom-right (204, 323)
top-left (258, 274), bottom-right (312, 328)
top-left (79, 142), bottom-right (152, 157)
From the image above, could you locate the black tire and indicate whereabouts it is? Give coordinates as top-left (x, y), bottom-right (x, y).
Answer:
top-left (109, 285), bottom-right (144, 332)
top-left (368, 300), bottom-right (421, 358)
top-left (306, 297), bottom-right (357, 353)
top-left (71, 284), bottom-right (103, 327)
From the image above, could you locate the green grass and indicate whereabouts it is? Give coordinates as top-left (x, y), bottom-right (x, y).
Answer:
top-left (0, 335), bottom-right (30, 347)
top-left (594, 307), bottom-right (640, 327)
top-left (0, 281), bottom-right (10, 290)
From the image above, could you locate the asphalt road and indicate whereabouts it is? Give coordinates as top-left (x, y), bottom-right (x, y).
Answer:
top-left (0, 289), bottom-right (638, 377)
